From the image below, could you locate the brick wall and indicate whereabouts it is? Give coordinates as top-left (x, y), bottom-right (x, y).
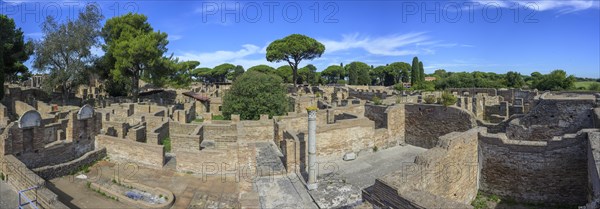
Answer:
top-left (404, 104), bottom-right (477, 149)
top-left (96, 135), bottom-right (164, 169)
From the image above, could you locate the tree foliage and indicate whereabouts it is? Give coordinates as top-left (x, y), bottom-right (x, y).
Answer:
top-left (504, 71), bottom-right (525, 88)
top-left (1, 15), bottom-right (34, 88)
top-left (347, 61), bottom-right (370, 85)
top-left (266, 34), bottom-right (325, 85)
top-left (411, 57), bottom-right (420, 86)
top-left (33, 5), bottom-right (102, 103)
top-left (441, 91), bottom-right (458, 106)
top-left (247, 64), bottom-right (275, 74)
top-left (222, 71), bottom-right (288, 120)
top-left (530, 69), bottom-right (575, 91)
top-left (321, 65), bottom-right (344, 84)
top-left (101, 13), bottom-right (169, 100)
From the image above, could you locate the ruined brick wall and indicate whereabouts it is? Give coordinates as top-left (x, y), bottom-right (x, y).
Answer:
top-left (147, 121), bottom-right (169, 145)
top-left (314, 118), bottom-right (375, 157)
top-left (0, 155), bottom-right (69, 209)
top-left (594, 108), bottom-right (600, 128)
top-left (364, 104), bottom-right (388, 129)
top-left (448, 88), bottom-right (497, 96)
top-left (171, 125), bottom-right (202, 152)
top-left (175, 149), bottom-right (238, 174)
top-left (202, 123), bottom-right (237, 142)
top-left (14, 100), bottom-right (35, 116)
top-left (126, 124), bottom-right (146, 142)
top-left (506, 99), bottom-right (595, 141)
top-left (96, 134), bottom-right (164, 169)
top-left (169, 121), bottom-right (198, 135)
top-left (364, 128), bottom-right (480, 208)
top-left (404, 104), bottom-right (476, 149)
top-left (587, 132), bottom-right (600, 204)
top-left (479, 130), bottom-right (588, 205)
top-left (239, 120), bottom-right (274, 142)
top-left (385, 104), bottom-right (405, 146)
top-left (32, 148), bottom-right (106, 179)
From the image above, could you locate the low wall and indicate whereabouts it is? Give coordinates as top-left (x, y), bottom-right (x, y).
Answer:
top-left (315, 118), bottom-right (375, 157)
top-left (96, 135), bottom-right (164, 169)
top-left (147, 121), bottom-right (169, 145)
top-left (239, 120), bottom-right (274, 142)
top-left (364, 104), bottom-right (388, 129)
top-left (32, 148), bottom-right (106, 179)
top-left (479, 130), bottom-right (589, 205)
top-left (175, 149), bottom-right (238, 174)
top-left (0, 155), bottom-right (69, 209)
top-left (404, 104), bottom-right (476, 149)
top-left (587, 132), bottom-right (600, 205)
top-left (363, 128), bottom-right (480, 208)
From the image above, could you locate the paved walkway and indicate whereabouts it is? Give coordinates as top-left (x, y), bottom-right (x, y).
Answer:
top-left (0, 181), bottom-right (18, 209)
top-left (317, 144), bottom-right (427, 189)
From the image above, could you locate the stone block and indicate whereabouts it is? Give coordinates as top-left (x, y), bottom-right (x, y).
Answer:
top-left (343, 152), bottom-right (356, 161)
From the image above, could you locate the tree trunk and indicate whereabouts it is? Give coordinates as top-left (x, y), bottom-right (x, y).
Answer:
top-left (132, 73), bottom-right (139, 102)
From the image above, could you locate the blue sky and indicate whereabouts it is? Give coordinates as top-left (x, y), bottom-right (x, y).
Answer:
top-left (1, 0), bottom-right (599, 78)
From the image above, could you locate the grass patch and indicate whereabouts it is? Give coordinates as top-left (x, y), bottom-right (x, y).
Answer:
top-left (193, 118), bottom-right (204, 123)
top-left (575, 81), bottom-right (600, 91)
top-left (372, 146), bottom-right (378, 152)
top-left (212, 115), bottom-right (225, 120)
top-left (162, 137), bottom-right (172, 152)
top-left (0, 172), bottom-right (4, 181)
top-left (471, 192), bottom-right (500, 209)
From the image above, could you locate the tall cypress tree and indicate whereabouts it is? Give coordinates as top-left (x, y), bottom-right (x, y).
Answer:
top-left (419, 61), bottom-right (425, 82)
top-left (411, 57), bottom-right (419, 86)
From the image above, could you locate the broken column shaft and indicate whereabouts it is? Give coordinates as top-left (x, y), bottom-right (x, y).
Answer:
top-left (307, 109), bottom-right (318, 190)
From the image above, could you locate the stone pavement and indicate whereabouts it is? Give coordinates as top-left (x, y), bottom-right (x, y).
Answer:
top-left (0, 181), bottom-right (19, 209)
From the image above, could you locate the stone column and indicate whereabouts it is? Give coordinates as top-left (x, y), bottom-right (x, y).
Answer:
top-left (307, 109), bottom-right (318, 190)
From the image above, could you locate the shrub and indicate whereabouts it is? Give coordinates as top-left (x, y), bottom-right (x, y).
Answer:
top-left (222, 71), bottom-right (288, 120)
top-left (393, 83), bottom-right (404, 91)
top-left (372, 96), bottom-right (383, 105)
top-left (0, 172), bottom-right (4, 181)
top-left (589, 82), bottom-right (600, 91)
top-left (441, 91), bottom-right (458, 106)
top-left (373, 146), bottom-right (378, 152)
top-left (162, 137), bottom-right (171, 152)
top-left (336, 80), bottom-right (346, 85)
top-left (423, 95), bottom-right (437, 104)
top-left (211, 115), bottom-right (225, 120)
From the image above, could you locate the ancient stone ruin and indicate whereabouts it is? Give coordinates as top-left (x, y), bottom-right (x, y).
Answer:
top-left (1, 84), bottom-right (599, 209)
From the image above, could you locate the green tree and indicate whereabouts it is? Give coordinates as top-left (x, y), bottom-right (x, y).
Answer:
top-left (1, 15), bottom-right (34, 90)
top-left (222, 71), bottom-right (288, 120)
top-left (531, 70), bottom-right (576, 91)
top-left (387, 62), bottom-right (411, 85)
top-left (298, 64), bottom-right (317, 85)
top-left (589, 82), bottom-right (600, 91)
top-left (213, 63), bottom-right (235, 82)
top-left (347, 61), bottom-right (371, 85)
top-left (33, 5), bottom-right (102, 104)
top-left (247, 65), bottom-right (275, 74)
top-left (411, 57), bottom-right (420, 86)
top-left (228, 65), bottom-right (244, 81)
top-left (321, 65), bottom-right (343, 84)
top-left (101, 13), bottom-right (169, 101)
top-left (370, 66), bottom-right (386, 85)
top-left (505, 71), bottom-right (525, 88)
top-left (192, 67), bottom-right (215, 83)
top-left (419, 61), bottom-right (425, 83)
top-left (266, 34), bottom-right (325, 86)
top-left (153, 58), bottom-right (198, 88)
top-left (275, 65), bottom-right (293, 83)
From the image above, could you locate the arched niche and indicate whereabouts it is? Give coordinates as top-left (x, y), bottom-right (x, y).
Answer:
top-left (77, 104), bottom-right (94, 120)
top-left (18, 110), bottom-right (42, 129)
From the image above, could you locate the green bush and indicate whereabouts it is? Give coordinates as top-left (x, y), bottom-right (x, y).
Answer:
top-left (589, 82), bottom-right (600, 91)
top-left (441, 91), bottom-right (458, 107)
top-left (336, 80), bottom-right (346, 85)
top-left (372, 96), bottom-right (383, 105)
top-left (0, 172), bottom-right (4, 181)
top-left (373, 146), bottom-right (378, 152)
top-left (222, 71), bottom-right (288, 120)
top-left (423, 95), bottom-right (437, 104)
top-left (393, 83), bottom-right (405, 91)
top-left (162, 137), bottom-right (171, 152)
top-left (211, 115), bottom-right (225, 120)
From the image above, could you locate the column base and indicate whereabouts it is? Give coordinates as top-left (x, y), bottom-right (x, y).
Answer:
top-left (307, 183), bottom-right (318, 190)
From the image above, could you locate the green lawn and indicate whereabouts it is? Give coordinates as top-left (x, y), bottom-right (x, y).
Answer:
top-left (575, 81), bottom-right (600, 89)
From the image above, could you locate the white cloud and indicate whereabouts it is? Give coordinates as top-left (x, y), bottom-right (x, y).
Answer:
top-left (176, 44), bottom-right (269, 68)
top-left (169, 35), bottom-right (183, 41)
top-left (319, 32), bottom-right (472, 56)
top-left (471, 0), bottom-right (597, 14)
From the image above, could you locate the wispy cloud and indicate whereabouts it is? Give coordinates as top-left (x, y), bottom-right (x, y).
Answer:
top-left (169, 35), bottom-right (183, 41)
top-left (176, 44), bottom-right (276, 68)
top-left (319, 32), bottom-right (472, 56)
top-left (471, 0), bottom-right (598, 14)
